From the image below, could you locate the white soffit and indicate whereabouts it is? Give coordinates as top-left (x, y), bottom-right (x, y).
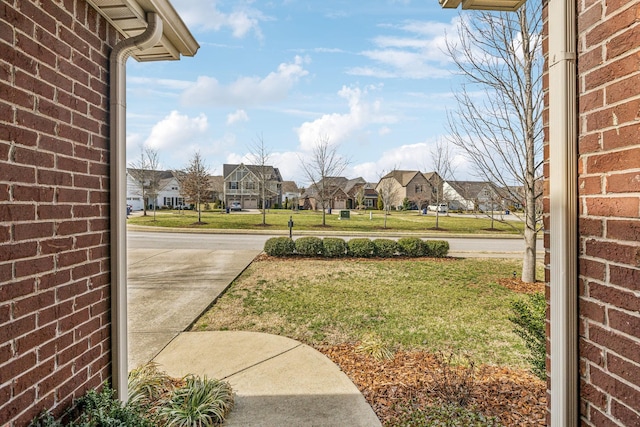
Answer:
top-left (86, 0), bottom-right (199, 61)
top-left (439, 0), bottom-right (526, 11)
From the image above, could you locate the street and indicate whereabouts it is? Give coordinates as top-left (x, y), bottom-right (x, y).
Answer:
top-left (128, 230), bottom-right (543, 258)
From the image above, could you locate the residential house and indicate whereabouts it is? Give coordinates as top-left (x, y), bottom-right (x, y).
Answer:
top-left (0, 1), bottom-right (197, 425)
top-left (208, 175), bottom-right (224, 206)
top-left (348, 182), bottom-right (379, 209)
top-left (281, 180), bottom-right (301, 208)
top-left (440, 0), bottom-right (640, 424)
top-left (223, 163), bottom-right (283, 209)
top-left (376, 170), bottom-right (439, 209)
top-left (126, 169), bottom-right (185, 210)
top-left (443, 180), bottom-right (502, 212)
top-left (301, 177), bottom-right (374, 211)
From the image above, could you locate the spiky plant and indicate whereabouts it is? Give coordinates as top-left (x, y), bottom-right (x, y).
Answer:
top-left (160, 375), bottom-right (234, 427)
top-left (128, 362), bottom-right (174, 408)
top-left (356, 334), bottom-right (395, 361)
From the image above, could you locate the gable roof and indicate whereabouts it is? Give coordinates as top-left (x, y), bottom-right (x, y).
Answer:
top-left (281, 181), bottom-right (300, 194)
top-left (446, 181), bottom-right (497, 199)
top-left (380, 170), bottom-right (422, 186)
top-left (223, 163), bottom-right (282, 181)
top-left (87, 0), bottom-right (199, 61)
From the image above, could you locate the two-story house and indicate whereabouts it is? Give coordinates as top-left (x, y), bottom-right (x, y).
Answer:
top-left (376, 170), bottom-right (441, 210)
top-left (223, 163), bottom-right (283, 209)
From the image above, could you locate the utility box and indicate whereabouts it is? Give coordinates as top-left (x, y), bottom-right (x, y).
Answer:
top-left (339, 210), bottom-right (350, 219)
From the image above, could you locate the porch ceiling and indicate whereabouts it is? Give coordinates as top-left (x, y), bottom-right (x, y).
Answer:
top-left (86, 0), bottom-right (199, 61)
top-left (439, 0), bottom-right (526, 11)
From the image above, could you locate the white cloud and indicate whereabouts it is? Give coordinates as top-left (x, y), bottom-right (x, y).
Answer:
top-left (172, 0), bottom-right (269, 39)
top-left (227, 109), bottom-right (249, 125)
top-left (296, 85), bottom-right (396, 152)
top-left (347, 17), bottom-right (462, 79)
top-left (144, 111), bottom-right (209, 151)
top-left (181, 56), bottom-right (309, 107)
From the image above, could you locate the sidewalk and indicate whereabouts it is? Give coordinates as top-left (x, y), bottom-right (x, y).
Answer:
top-left (127, 248), bottom-right (381, 426)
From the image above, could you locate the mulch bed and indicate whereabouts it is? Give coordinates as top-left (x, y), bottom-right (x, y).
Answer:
top-left (319, 344), bottom-right (546, 426)
top-left (497, 278), bottom-right (545, 294)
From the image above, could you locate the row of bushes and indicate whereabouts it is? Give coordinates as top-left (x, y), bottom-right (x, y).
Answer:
top-left (264, 236), bottom-right (449, 258)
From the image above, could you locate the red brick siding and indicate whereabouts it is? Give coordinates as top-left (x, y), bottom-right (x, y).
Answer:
top-left (544, 0), bottom-right (640, 425)
top-left (0, 1), bottom-right (117, 425)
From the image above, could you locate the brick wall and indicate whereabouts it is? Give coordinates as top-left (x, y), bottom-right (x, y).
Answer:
top-left (576, 0), bottom-right (640, 424)
top-left (544, 0), bottom-right (640, 425)
top-left (0, 1), bottom-right (117, 425)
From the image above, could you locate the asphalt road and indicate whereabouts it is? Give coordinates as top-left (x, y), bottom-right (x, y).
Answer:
top-left (128, 230), bottom-right (543, 258)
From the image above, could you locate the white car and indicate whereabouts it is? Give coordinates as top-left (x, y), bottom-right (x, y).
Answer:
top-left (230, 201), bottom-right (242, 211)
top-left (428, 203), bottom-right (448, 213)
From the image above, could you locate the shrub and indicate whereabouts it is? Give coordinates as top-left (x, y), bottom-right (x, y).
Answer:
top-left (264, 237), bottom-right (295, 257)
top-left (397, 237), bottom-right (426, 257)
top-left (373, 239), bottom-right (398, 257)
top-left (295, 236), bottom-right (324, 256)
top-left (424, 240), bottom-right (450, 258)
top-left (159, 375), bottom-right (234, 427)
top-left (128, 362), bottom-right (173, 408)
top-left (509, 292), bottom-right (546, 380)
top-left (348, 238), bottom-right (376, 258)
top-left (323, 237), bottom-right (347, 258)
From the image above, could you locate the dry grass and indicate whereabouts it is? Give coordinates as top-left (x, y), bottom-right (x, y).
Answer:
top-left (194, 257), bottom-right (540, 366)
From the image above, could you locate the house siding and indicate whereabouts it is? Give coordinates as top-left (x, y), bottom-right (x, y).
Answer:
top-left (544, 0), bottom-right (640, 425)
top-left (0, 1), bottom-right (117, 425)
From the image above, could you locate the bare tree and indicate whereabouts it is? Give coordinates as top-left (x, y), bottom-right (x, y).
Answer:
top-left (429, 139), bottom-right (456, 229)
top-left (299, 136), bottom-right (349, 226)
top-left (354, 185), bottom-right (365, 210)
top-left (247, 134), bottom-right (273, 226)
top-left (128, 147), bottom-right (162, 217)
top-left (445, 3), bottom-right (543, 283)
top-left (376, 171), bottom-right (400, 229)
top-left (177, 151), bottom-right (210, 224)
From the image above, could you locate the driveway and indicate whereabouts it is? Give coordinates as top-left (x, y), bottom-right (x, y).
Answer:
top-left (127, 248), bottom-right (260, 369)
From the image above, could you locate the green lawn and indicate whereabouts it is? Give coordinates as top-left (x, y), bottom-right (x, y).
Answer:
top-left (129, 209), bottom-right (524, 234)
top-left (193, 257), bottom-right (542, 367)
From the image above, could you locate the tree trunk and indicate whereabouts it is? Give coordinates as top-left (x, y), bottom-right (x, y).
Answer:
top-left (522, 218), bottom-right (537, 283)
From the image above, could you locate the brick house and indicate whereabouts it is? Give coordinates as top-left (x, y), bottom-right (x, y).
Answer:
top-left (0, 1), bottom-right (197, 425)
top-left (440, 0), bottom-right (639, 425)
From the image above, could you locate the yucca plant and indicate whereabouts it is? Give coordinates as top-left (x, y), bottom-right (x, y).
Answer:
top-left (355, 334), bottom-right (395, 361)
top-left (160, 375), bottom-right (234, 427)
top-left (128, 362), bottom-right (174, 408)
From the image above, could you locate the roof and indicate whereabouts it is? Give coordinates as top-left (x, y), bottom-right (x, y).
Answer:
top-left (380, 170), bottom-right (422, 186)
top-left (87, 0), bottom-right (199, 61)
top-left (446, 180), bottom-right (497, 199)
top-left (281, 181), bottom-right (300, 194)
top-left (223, 164), bottom-right (283, 181)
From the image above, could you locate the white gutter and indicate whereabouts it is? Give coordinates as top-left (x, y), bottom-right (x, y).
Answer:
top-left (548, 0), bottom-right (578, 425)
top-left (109, 12), bottom-right (163, 401)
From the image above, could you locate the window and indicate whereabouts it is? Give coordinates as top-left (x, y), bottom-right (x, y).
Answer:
top-left (245, 182), bottom-right (255, 190)
top-left (229, 181), bottom-right (238, 189)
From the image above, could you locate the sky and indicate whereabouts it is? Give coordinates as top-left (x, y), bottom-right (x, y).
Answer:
top-left (125, 0), bottom-right (472, 186)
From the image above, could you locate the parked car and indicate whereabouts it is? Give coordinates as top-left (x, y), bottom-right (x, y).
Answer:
top-left (428, 203), bottom-right (448, 213)
top-left (230, 201), bottom-right (242, 211)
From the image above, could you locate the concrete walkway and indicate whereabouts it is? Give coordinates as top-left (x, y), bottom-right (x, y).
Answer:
top-left (127, 248), bottom-right (381, 426)
top-left (154, 332), bottom-right (381, 427)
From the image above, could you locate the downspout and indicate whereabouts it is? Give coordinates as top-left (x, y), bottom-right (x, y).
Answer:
top-left (548, 0), bottom-right (578, 425)
top-left (110, 13), bottom-right (163, 401)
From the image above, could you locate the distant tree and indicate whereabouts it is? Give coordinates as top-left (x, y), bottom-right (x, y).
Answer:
top-left (128, 147), bottom-right (162, 217)
top-left (299, 136), bottom-right (349, 226)
top-left (177, 151), bottom-right (210, 224)
top-left (247, 134), bottom-right (273, 226)
top-left (445, 3), bottom-right (543, 283)
top-left (354, 185), bottom-right (365, 210)
top-left (376, 171), bottom-right (400, 229)
top-left (429, 139), bottom-right (456, 229)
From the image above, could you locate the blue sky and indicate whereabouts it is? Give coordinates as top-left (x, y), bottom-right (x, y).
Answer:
top-left (125, 0), bottom-right (469, 185)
